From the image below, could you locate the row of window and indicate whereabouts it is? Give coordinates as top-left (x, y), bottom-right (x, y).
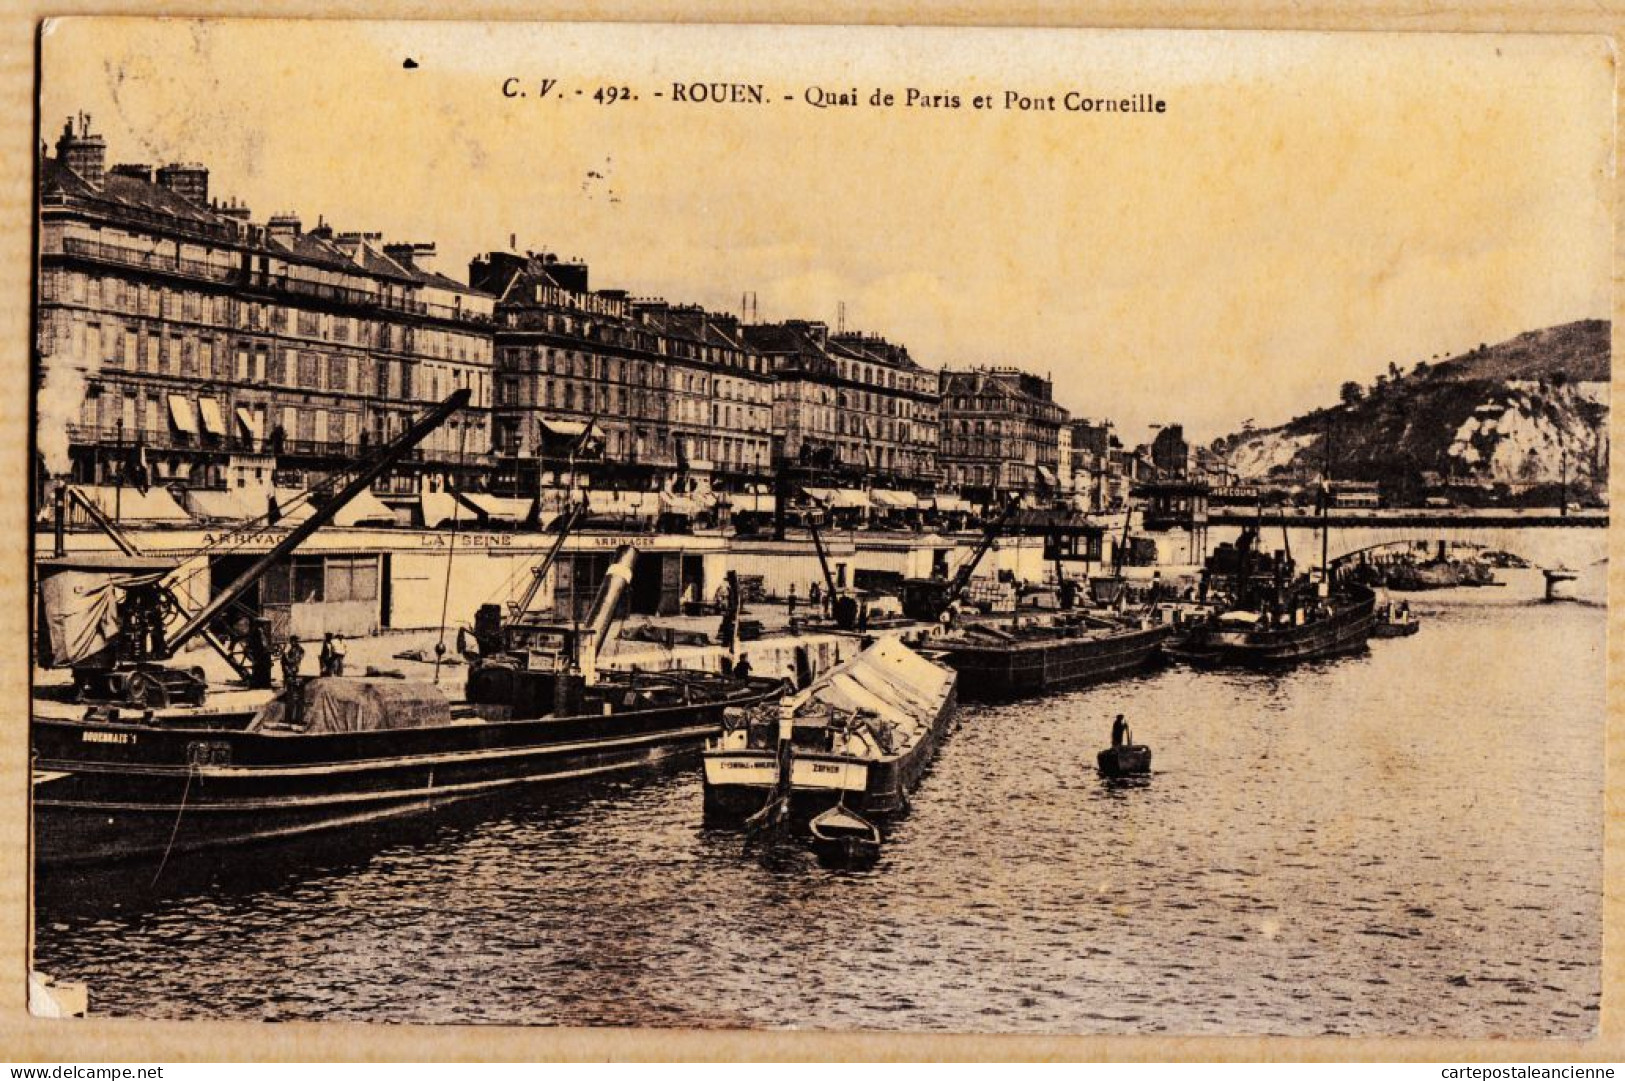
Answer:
top-left (40, 309), bottom-right (491, 408)
top-left (41, 265), bottom-right (491, 362)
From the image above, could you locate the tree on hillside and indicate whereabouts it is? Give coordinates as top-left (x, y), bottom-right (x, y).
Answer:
top-left (1388, 362), bottom-right (1402, 381)
top-left (1339, 381), bottom-right (1364, 406)
top-left (1413, 360), bottom-right (1431, 379)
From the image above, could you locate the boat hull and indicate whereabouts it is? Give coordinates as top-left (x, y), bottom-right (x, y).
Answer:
top-left (1169, 586), bottom-right (1377, 668)
top-left (1373, 620), bottom-right (1420, 638)
top-left (933, 623), bottom-right (1171, 700)
top-left (1097, 744), bottom-right (1152, 777)
top-left (33, 680), bottom-right (784, 865)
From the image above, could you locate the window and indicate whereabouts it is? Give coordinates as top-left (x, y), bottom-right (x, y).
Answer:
top-left (328, 355), bottom-right (348, 393)
top-left (327, 556), bottom-right (379, 603)
top-left (292, 557), bottom-right (325, 603)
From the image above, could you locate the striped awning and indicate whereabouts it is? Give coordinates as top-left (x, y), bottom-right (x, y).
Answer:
top-left (236, 407), bottom-right (264, 441)
top-left (197, 397), bottom-right (226, 436)
top-left (421, 492), bottom-right (464, 529)
top-left (167, 395), bottom-right (198, 435)
top-left (456, 493), bottom-right (535, 525)
top-left (871, 490), bottom-right (918, 509)
top-left (803, 487), bottom-right (871, 509)
top-left (74, 485), bottom-right (191, 523)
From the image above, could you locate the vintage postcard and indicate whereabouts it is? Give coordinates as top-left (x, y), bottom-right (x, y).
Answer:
top-left (22, 17), bottom-right (1612, 1041)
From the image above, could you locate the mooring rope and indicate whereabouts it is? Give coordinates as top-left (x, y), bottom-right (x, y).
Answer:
top-left (150, 763), bottom-right (196, 888)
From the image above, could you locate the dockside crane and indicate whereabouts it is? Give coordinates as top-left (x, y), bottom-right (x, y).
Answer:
top-left (899, 496), bottom-right (1020, 623)
top-left (38, 389), bottom-right (471, 708)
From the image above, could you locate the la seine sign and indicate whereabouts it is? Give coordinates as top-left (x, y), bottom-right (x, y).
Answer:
top-left (417, 532), bottom-right (649, 550)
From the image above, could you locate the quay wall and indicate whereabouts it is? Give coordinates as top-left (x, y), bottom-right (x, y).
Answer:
top-left (602, 622), bottom-right (948, 682)
top-left (36, 526), bottom-right (1058, 637)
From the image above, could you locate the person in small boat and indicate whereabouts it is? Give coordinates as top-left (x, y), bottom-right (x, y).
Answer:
top-left (319, 633), bottom-right (336, 676)
top-left (732, 654), bottom-right (753, 679)
top-left (1111, 713), bottom-right (1132, 748)
top-left (329, 633), bottom-right (347, 676)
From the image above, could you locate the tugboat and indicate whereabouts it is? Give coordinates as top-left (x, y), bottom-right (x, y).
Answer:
top-left (32, 392), bottom-right (785, 866)
top-left (899, 498), bottom-right (1171, 699)
top-left (1167, 524), bottom-right (1377, 667)
top-left (701, 637), bottom-right (958, 830)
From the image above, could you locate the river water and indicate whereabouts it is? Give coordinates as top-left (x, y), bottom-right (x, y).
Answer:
top-left (33, 567), bottom-right (1604, 1036)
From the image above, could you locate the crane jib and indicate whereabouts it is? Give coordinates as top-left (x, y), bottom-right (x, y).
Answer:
top-left (164, 388), bottom-right (471, 653)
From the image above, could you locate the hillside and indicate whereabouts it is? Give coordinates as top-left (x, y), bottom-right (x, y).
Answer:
top-left (1429, 320), bottom-right (1609, 385)
top-left (1217, 320), bottom-right (1611, 501)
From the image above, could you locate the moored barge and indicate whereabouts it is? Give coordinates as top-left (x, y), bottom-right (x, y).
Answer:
top-left (930, 616), bottom-right (1172, 700)
top-left (701, 637), bottom-right (957, 822)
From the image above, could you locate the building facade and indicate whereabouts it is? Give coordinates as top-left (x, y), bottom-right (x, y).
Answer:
top-left (478, 251), bottom-right (775, 499)
top-left (742, 321), bottom-right (941, 490)
top-left (36, 114), bottom-right (496, 511)
top-left (937, 367), bottom-right (1069, 501)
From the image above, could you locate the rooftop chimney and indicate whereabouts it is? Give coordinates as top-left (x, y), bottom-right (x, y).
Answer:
top-left (55, 113), bottom-right (105, 187)
top-left (156, 162), bottom-right (209, 205)
top-left (109, 163), bottom-right (153, 184)
top-left (213, 196), bottom-right (252, 224)
top-left (267, 213), bottom-right (303, 242)
top-left (384, 241), bottom-right (438, 274)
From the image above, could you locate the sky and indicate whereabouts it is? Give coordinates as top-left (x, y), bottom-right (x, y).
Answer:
top-left (40, 19), bottom-right (1614, 444)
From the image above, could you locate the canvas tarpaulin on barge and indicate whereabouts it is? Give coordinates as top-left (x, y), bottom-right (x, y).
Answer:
top-left (250, 677), bottom-right (452, 734)
top-left (37, 556), bottom-right (176, 666)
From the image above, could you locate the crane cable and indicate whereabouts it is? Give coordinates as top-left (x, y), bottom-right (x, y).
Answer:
top-left (432, 425), bottom-right (469, 685)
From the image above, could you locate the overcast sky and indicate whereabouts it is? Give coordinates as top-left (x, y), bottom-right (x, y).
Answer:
top-left (41, 20), bottom-right (1613, 443)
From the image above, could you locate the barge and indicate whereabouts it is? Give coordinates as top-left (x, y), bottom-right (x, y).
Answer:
top-left (930, 616), bottom-right (1172, 700)
top-left (701, 637), bottom-right (957, 823)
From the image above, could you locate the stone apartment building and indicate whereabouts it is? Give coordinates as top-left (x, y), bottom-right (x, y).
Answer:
top-left (474, 251), bottom-right (775, 500)
top-left (36, 114), bottom-right (496, 512)
top-left (741, 321), bottom-right (941, 491)
top-left (937, 367), bottom-right (1069, 501)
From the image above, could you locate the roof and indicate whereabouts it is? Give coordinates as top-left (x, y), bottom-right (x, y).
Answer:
top-left (41, 155), bottom-right (234, 235)
top-left (37, 553), bottom-right (180, 575)
top-left (828, 332), bottom-right (922, 372)
top-left (419, 268), bottom-right (495, 298)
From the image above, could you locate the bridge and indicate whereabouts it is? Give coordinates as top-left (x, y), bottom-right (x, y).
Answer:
top-left (1202, 508), bottom-right (1608, 571)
